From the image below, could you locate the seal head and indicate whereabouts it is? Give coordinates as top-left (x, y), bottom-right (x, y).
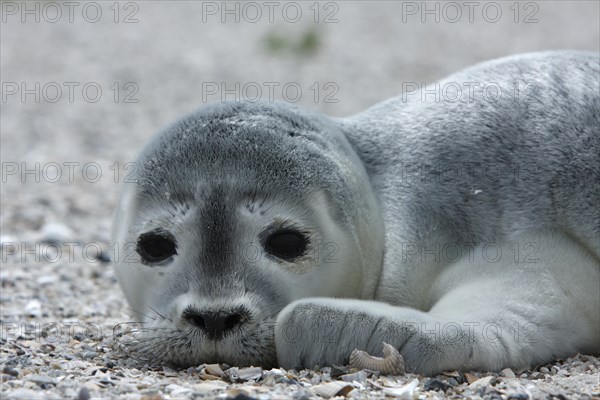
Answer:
top-left (112, 101), bottom-right (384, 367)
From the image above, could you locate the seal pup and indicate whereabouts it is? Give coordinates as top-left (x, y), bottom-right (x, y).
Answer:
top-left (112, 50), bottom-right (599, 374)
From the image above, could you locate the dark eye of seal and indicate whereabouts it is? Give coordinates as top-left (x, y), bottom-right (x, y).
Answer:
top-left (264, 230), bottom-right (308, 260)
top-left (137, 230), bottom-right (177, 264)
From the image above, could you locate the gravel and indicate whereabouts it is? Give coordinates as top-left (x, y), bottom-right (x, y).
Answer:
top-left (1, 1), bottom-right (599, 399)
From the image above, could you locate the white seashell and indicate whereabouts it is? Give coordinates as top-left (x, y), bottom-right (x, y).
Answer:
top-left (312, 381), bottom-right (354, 398)
top-left (349, 342), bottom-right (405, 375)
top-left (382, 378), bottom-right (419, 399)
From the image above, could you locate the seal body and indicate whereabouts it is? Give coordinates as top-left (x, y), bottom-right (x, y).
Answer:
top-left (113, 51), bottom-right (599, 374)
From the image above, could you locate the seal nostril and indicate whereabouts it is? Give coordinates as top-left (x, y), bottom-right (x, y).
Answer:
top-left (183, 308), bottom-right (249, 340)
top-left (187, 314), bottom-right (206, 330)
top-left (224, 313), bottom-right (242, 330)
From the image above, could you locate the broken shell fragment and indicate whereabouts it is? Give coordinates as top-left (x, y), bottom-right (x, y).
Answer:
top-left (203, 364), bottom-right (224, 377)
top-left (340, 370), bottom-right (368, 383)
top-left (464, 372), bottom-right (478, 384)
top-left (349, 342), bottom-right (405, 375)
top-left (312, 381), bottom-right (354, 398)
top-left (198, 373), bottom-right (220, 380)
top-left (236, 366), bottom-right (263, 381)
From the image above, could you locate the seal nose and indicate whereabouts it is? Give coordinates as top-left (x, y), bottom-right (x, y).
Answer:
top-left (183, 308), bottom-right (248, 340)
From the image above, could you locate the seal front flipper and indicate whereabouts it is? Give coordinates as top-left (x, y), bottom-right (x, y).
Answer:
top-left (275, 231), bottom-right (600, 374)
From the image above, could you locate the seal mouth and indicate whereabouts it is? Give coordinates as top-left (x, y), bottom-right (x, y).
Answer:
top-left (114, 308), bottom-right (279, 369)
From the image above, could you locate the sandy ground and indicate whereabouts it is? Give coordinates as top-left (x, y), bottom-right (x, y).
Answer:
top-left (1, 1), bottom-right (599, 399)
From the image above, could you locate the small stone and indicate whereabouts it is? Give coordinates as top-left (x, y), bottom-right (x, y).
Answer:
top-left (78, 387), bottom-right (91, 400)
top-left (507, 393), bottom-right (529, 400)
top-left (261, 374), bottom-right (277, 386)
top-left (2, 366), bottom-right (19, 377)
top-left (539, 367), bottom-right (550, 373)
top-left (225, 388), bottom-right (251, 398)
top-left (161, 366), bottom-right (179, 377)
top-left (186, 366), bottom-right (198, 374)
top-left (486, 393), bottom-right (505, 400)
top-left (340, 370), bottom-right (367, 383)
top-left (25, 299), bottom-right (42, 317)
top-left (500, 368), bottom-right (516, 378)
top-left (291, 389), bottom-right (312, 399)
top-left (165, 384), bottom-right (192, 396)
top-left (424, 378), bottom-right (451, 392)
top-left (36, 275), bottom-right (57, 285)
top-left (40, 341), bottom-right (55, 351)
top-left (330, 364), bottom-right (351, 378)
top-left (204, 363), bottom-right (225, 377)
top-left (82, 351), bottom-right (99, 359)
top-left (192, 381), bottom-right (228, 395)
top-left (117, 382), bottom-right (136, 393)
top-left (95, 249), bottom-right (112, 263)
top-left (140, 393), bottom-right (165, 400)
top-left (39, 222), bottom-right (74, 243)
top-left (26, 373), bottom-right (55, 387)
top-left (84, 382), bottom-right (102, 391)
top-left (468, 376), bottom-right (494, 388)
top-left (6, 388), bottom-right (44, 400)
top-left (228, 394), bottom-right (256, 400)
top-left (552, 394), bottom-right (568, 400)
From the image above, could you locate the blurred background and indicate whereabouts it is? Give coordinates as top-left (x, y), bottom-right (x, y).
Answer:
top-left (1, 0), bottom-right (599, 292)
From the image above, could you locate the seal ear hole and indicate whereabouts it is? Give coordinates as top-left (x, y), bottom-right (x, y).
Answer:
top-left (137, 230), bottom-right (177, 264)
top-left (264, 229), bottom-right (309, 261)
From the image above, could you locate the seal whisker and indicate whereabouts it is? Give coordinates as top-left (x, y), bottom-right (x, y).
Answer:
top-left (128, 307), bottom-right (157, 321)
top-left (148, 306), bottom-right (172, 323)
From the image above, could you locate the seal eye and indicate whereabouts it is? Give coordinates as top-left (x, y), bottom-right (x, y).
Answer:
top-left (137, 230), bottom-right (177, 264)
top-left (264, 230), bottom-right (308, 260)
